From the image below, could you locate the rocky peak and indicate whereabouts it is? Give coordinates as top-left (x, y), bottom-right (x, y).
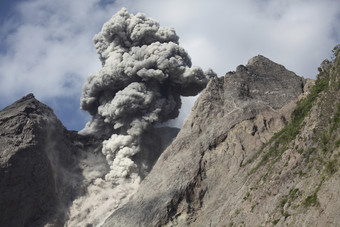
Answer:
top-left (0, 93), bottom-right (104, 227)
top-left (1, 93), bottom-right (54, 120)
top-left (102, 56), bottom-right (307, 226)
top-left (247, 55), bottom-right (283, 70)
top-left (2, 52), bottom-right (339, 227)
top-left (0, 94), bottom-right (57, 164)
top-left (225, 55), bottom-right (305, 109)
top-left (103, 50), bottom-right (340, 226)
top-left (0, 93), bottom-right (178, 227)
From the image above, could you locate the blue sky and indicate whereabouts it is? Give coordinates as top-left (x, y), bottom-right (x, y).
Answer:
top-left (0, 0), bottom-right (339, 131)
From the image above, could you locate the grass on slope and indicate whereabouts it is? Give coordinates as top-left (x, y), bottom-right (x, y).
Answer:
top-left (246, 76), bottom-right (330, 176)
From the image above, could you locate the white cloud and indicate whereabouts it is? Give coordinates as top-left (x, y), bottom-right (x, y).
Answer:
top-left (1, 0), bottom-right (103, 100)
top-left (0, 0), bottom-right (339, 129)
top-left (126, 0), bottom-right (340, 78)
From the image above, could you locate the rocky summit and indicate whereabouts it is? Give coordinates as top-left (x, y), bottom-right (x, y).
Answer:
top-left (0, 94), bottom-right (104, 227)
top-left (102, 55), bottom-right (307, 226)
top-left (103, 51), bottom-right (340, 226)
top-left (1, 50), bottom-right (340, 227)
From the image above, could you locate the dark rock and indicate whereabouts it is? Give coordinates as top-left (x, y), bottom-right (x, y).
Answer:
top-left (0, 93), bottom-right (178, 227)
top-left (0, 94), bottom-right (101, 227)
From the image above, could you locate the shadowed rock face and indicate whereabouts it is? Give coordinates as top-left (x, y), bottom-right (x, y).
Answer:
top-left (232, 55), bottom-right (305, 108)
top-left (0, 94), bottom-right (179, 227)
top-left (0, 94), bottom-right (102, 227)
top-left (102, 55), bottom-right (306, 226)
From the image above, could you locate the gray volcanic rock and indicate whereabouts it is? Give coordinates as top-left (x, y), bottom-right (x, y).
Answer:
top-left (240, 55), bottom-right (304, 108)
top-left (0, 94), bottom-right (102, 227)
top-left (0, 93), bottom-right (179, 227)
top-left (103, 56), bottom-right (306, 226)
top-left (5, 53), bottom-right (338, 227)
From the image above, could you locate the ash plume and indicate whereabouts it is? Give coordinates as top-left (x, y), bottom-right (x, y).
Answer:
top-left (80, 8), bottom-right (212, 184)
top-left (66, 8), bottom-right (216, 226)
top-left (68, 8), bottom-right (213, 226)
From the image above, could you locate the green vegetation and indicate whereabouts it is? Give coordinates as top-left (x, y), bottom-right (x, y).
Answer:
top-left (292, 77), bottom-right (329, 125)
top-left (335, 139), bottom-right (340, 148)
top-left (303, 178), bottom-right (324, 208)
top-left (243, 191), bottom-right (250, 200)
top-left (251, 202), bottom-right (259, 212)
top-left (331, 103), bottom-right (340, 133)
top-left (241, 46), bottom-right (340, 222)
top-left (322, 132), bottom-right (330, 152)
top-left (289, 188), bottom-right (301, 201)
top-left (303, 193), bottom-right (319, 207)
top-left (277, 188), bottom-right (301, 220)
top-left (325, 159), bottom-right (338, 175)
top-left (332, 44), bottom-right (340, 60)
top-left (272, 219), bottom-right (280, 225)
top-left (303, 147), bottom-right (316, 163)
top-left (279, 197), bottom-right (290, 218)
top-left (247, 76), bottom-right (330, 176)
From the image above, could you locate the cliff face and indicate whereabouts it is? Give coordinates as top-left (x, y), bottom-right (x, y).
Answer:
top-left (0, 94), bottom-right (104, 227)
top-left (2, 51), bottom-right (339, 227)
top-left (0, 93), bottom-right (179, 227)
top-left (104, 52), bottom-right (340, 226)
top-left (103, 55), bottom-right (311, 226)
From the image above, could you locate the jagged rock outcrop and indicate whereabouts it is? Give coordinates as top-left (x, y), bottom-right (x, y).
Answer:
top-left (103, 55), bottom-right (308, 226)
top-left (105, 51), bottom-right (340, 226)
top-left (2, 50), bottom-right (339, 227)
top-left (0, 93), bottom-right (179, 227)
top-left (0, 94), bottom-right (103, 227)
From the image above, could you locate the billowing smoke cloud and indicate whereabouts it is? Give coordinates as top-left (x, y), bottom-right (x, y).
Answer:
top-left (80, 8), bottom-right (213, 184)
top-left (68, 8), bottom-right (213, 226)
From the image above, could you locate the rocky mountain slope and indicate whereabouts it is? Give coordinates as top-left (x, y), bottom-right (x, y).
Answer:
top-left (0, 94), bottom-right (105, 226)
top-left (102, 55), bottom-right (305, 226)
top-left (0, 94), bottom-right (178, 227)
top-left (103, 51), bottom-right (340, 226)
top-left (1, 49), bottom-right (339, 227)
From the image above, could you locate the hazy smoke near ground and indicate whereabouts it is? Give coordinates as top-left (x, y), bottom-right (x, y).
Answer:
top-left (68, 8), bottom-right (213, 226)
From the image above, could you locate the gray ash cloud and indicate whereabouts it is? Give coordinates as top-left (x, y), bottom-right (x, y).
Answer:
top-left (80, 8), bottom-right (213, 184)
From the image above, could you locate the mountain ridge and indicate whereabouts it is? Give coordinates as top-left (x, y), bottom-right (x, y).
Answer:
top-left (1, 50), bottom-right (340, 226)
top-left (102, 55), bottom-right (308, 226)
top-left (0, 93), bottom-right (105, 226)
top-left (103, 50), bottom-right (340, 227)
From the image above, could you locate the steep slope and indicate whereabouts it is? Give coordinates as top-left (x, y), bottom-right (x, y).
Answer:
top-left (0, 93), bottom-right (180, 227)
top-left (103, 55), bottom-right (308, 226)
top-left (0, 94), bottom-right (104, 227)
top-left (238, 47), bottom-right (340, 226)
top-left (2, 49), bottom-right (339, 227)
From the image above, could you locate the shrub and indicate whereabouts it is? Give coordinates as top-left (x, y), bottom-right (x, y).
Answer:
top-left (325, 159), bottom-right (338, 175)
top-left (331, 103), bottom-right (340, 133)
top-left (335, 139), bottom-right (340, 148)
top-left (303, 193), bottom-right (319, 207)
top-left (272, 219), bottom-right (280, 225)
